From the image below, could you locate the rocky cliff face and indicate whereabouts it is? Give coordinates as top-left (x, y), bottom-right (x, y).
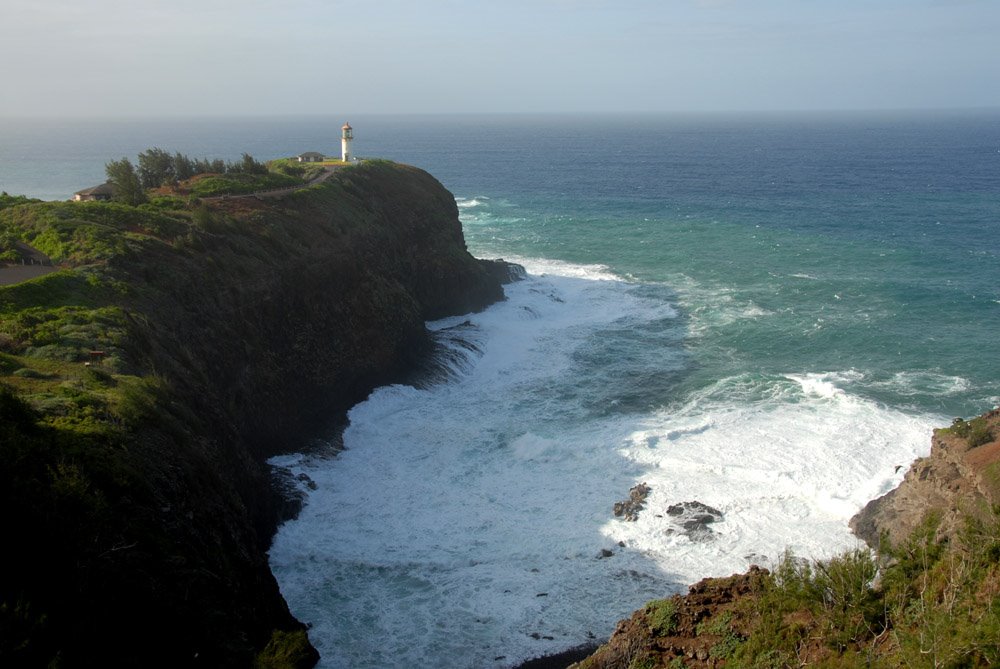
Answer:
top-left (850, 409), bottom-right (1000, 547)
top-left (0, 161), bottom-right (509, 668)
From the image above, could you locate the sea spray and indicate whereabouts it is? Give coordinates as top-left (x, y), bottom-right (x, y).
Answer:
top-left (269, 261), bottom-right (937, 669)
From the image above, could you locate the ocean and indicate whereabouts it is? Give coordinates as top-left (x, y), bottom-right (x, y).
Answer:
top-left (3, 111), bottom-right (999, 667)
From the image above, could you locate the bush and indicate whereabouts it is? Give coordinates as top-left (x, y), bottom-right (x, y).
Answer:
top-left (0, 192), bottom-right (41, 211)
top-left (12, 367), bottom-right (48, 379)
top-left (646, 598), bottom-right (677, 636)
top-left (190, 172), bottom-right (300, 198)
top-left (947, 416), bottom-right (993, 447)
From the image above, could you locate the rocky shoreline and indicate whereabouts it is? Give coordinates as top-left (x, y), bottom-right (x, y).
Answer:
top-left (518, 408), bottom-right (1000, 669)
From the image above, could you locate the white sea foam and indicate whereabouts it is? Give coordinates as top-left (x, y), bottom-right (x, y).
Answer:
top-left (269, 262), bottom-right (937, 669)
top-left (456, 196), bottom-right (490, 209)
top-left (880, 371), bottom-right (971, 397)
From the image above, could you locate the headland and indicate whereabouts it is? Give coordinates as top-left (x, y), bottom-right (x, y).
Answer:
top-left (0, 159), bottom-right (514, 667)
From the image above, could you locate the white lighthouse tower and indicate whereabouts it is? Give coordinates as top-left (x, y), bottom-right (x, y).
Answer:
top-left (341, 122), bottom-right (353, 162)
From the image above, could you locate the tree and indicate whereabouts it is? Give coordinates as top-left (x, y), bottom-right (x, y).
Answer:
top-left (227, 153), bottom-right (267, 175)
top-left (173, 152), bottom-right (195, 181)
top-left (193, 158), bottom-right (225, 174)
top-left (137, 147), bottom-right (175, 189)
top-left (105, 157), bottom-right (146, 206)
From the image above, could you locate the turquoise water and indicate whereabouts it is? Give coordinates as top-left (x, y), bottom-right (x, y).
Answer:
top-left (444, 112), bottom-right (1000, 418)
top-left (4, 112), bottom-right (999, 667)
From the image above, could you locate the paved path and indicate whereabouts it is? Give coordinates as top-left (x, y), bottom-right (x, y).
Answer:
top-left (0, 243), bottom-right (57, 286)
top-left (0, 264), bottom-right (58, 286)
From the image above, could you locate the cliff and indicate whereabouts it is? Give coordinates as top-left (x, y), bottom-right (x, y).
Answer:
top-left (564, 411), bottom-right (1000, 668)
top-left (851, 409), bottom-right (1000, 547)
top-left (0, 161), bottom-right (509, 667)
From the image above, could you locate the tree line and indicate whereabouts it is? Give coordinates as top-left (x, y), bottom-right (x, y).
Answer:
top-left (105, 149), bottom-right (269, 205)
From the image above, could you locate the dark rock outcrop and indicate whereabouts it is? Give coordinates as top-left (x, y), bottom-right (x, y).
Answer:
top-left (665, 501), bottom-right (724, 542)
top-left (614, 482), bottom-right (651, 521)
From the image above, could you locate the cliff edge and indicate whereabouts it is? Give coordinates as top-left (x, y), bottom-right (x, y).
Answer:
top-left (0, 161), bottom-right (509, 667)
top-left (851, 409), bottom-right (1000, 547)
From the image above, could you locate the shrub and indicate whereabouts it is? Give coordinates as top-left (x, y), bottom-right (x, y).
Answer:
top-left (966, 417), bottom-right (993, 447)
top-left (947, 416), bottom-right (994, 448)
top-left (811, 548), bottom-right (882, 649)
top-left (190, 172), bottom-right (299, 198)
top-left (646, 598), bottom-right (677, 636)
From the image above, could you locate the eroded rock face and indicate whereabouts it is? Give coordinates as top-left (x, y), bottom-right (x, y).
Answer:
top-left (851, 409), bottom-right (1000, 547)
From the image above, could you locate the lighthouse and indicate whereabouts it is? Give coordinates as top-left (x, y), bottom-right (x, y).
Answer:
top-left (341, 122), bottom-right (353, 162)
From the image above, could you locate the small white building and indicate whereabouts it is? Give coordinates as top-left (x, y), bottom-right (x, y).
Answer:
top-left (341, 122), bottom-right (353, 162)
top-left (73, 182), bottom-right (117, 201)
top-left (297, 151), bottom-right (325, 163)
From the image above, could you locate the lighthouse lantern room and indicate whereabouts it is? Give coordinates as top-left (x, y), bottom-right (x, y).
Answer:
top-left (341, 122), bottom-right (353, 162)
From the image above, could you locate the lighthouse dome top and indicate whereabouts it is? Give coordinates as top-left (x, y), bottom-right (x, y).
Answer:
top-left (342, 122), bottom-right (352, 130)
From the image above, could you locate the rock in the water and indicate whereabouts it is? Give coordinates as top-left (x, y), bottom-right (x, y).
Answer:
top-left (665, 501), bottom-right (723, 542)
top-left (613, 482), bottom-right (651, 521)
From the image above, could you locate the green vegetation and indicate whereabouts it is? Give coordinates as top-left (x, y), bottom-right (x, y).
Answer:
top-left (729, 514), bottom-right (1000, 667)
top-left (0, 166), bottom-right (314, 667)
top-left (946, 415), bottom-right (994, 448)
top-left (647, 599), bottom-right (678, 636)
top-left (0, 199), bottom-right (189, 263)
top-left (580, 504), bottom-right (1000, 668)
top-left (696, 612), bottom-right (742, 660)
top-left (135, 147), bottom-right (229, 188)
top-left (0, 159), bottom-right (503, 667)
top-left (0, 192), bottom-right (41, 212)
top-left (254, 629), bottom-right (319, 669)
top-left (99, 147), bottom-right (308, 201)
top-left (269, 157), bottom-right (342, 182)
top-left (105, 157), bottom-right (147, 205)
top-left (190, 171), bottom-right (301, 198)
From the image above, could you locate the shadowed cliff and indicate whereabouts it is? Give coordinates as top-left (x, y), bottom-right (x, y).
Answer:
top-left (0, 161), bottom-right (507, 667)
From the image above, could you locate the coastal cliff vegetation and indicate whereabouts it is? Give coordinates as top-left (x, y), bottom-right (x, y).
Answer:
top-left (572, 411), bottom-right (1000, 669)
top-left (0, 159), bottom-right (506, 667)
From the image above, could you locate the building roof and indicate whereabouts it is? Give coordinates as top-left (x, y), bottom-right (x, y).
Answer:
top-left (342, 122), bottom-right (352, 130)
top-left (298, 151), bottom-right (325, 159)
top-left (74, 182), bottom-right (117, 196)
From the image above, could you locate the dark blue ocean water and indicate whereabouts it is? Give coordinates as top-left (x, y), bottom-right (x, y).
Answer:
top-left (4, 112), bottom-right (999, 667)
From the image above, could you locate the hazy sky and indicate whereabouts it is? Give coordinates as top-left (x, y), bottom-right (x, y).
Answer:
top-left (2, 0), bottom-right (998, 116)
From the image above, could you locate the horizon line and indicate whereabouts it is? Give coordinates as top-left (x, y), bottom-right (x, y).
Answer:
top-left (2, 106), bottom-right (999, 122)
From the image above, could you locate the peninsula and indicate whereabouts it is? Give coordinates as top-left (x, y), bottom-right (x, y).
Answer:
top-left (0, 159), bottom-right (513, 667)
